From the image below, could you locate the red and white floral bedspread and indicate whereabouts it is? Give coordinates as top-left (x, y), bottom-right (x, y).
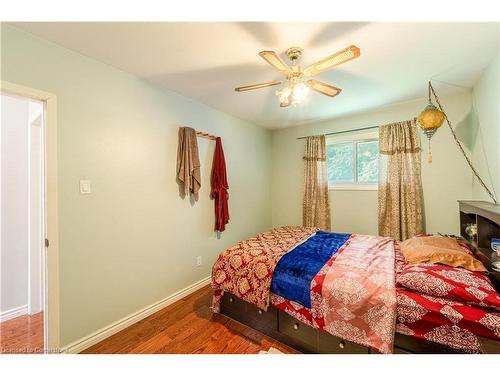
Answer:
top-left (211, 226), bottom-right (318, 311)
top-left (213, 229), bottom-right (397, 353)
top-left (271, 241), bottom-right (500, 353)
top-left (396, 289), bottom-right (500, 353)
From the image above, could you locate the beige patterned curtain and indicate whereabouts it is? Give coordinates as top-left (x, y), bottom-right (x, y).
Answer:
top-left (303, 135), bottom-right (331, 231)
top-left (378, 120), bottom-right (424, 241)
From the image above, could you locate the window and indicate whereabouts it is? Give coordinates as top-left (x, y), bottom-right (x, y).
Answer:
top-left (326, 133), bottom-right (379, 190)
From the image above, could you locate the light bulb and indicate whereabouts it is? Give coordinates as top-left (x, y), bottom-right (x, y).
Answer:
top-left (292, 82), bottom-right (310, 104)
top-left (276, 86), bottom-right (291, 105)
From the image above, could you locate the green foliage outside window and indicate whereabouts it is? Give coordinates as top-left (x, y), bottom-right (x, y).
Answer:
top-left (327, 139), bottom-right (379, 185)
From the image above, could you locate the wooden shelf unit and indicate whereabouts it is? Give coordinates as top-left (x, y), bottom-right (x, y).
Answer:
top-left (458, 200), bottom-right (500, 289)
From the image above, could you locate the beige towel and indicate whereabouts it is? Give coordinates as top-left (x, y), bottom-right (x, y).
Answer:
top-left (177, 127), bottom-right (201, 199)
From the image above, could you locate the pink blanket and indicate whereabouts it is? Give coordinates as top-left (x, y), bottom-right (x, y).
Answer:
top-left (318, 234), bottom-right (397, 353)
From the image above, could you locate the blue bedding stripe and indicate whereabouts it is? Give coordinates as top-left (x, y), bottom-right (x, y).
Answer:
top-left (270, 231), bottom-right (351, 308)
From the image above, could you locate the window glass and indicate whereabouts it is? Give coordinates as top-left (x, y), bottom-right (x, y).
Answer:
top-left (326, 137), bottom-right (379, 187)
top-left (356, 141), bottom-right (379, 183)
top-left (327, 142), bottom-right (354, 184)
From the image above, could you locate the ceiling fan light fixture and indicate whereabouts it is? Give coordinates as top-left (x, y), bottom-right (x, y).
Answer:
top-left (276, 81), bottom-right (310, 107)
top-left (236, 45), bottom-right (361, 107)
top-left (292, 82), bottom-right (310, 104)
top-left (276, 85), bottom-right (292, 106)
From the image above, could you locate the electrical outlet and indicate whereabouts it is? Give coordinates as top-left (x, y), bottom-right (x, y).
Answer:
top-left (196, 256), bottom-right (202, 267)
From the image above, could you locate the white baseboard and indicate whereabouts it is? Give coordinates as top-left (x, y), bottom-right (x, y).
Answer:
top-left (60, 275), bottom-right (211, 354)
top-left (0, 305), bottom-right (28, 322)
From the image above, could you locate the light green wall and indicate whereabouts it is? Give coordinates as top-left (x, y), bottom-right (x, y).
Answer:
top-left (471, 50), bottom-right (500, 202)
top-left (271, 92), bottom-right (475, 236)
top-left (1, 24), bottom-right (272, 347)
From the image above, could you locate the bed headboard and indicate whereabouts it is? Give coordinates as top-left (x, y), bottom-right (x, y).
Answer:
top-left (458, 200), bottom-right (500, 289)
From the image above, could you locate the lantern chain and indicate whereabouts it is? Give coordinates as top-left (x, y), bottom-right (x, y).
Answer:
top-left (428, 82), bottom-right (497, 204)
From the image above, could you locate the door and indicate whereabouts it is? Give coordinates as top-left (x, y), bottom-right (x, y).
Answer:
top-left (1, 81), bottom-right (59, 353)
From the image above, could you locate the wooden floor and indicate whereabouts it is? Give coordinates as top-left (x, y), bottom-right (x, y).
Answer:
top-left (83, 285), bottom-right (298, 354)
top-left (0, 312), bottom-right (44, 354)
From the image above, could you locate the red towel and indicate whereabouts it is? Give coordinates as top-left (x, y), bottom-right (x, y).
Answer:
top-left (211, 137), bottom-right (229, 232)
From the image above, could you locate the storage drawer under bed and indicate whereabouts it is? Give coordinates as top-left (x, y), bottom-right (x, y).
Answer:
top-left (218, 293), bottom-right (467, 353)
top-left (318, 329), bottom-right (369, 354)
top-left (220, 293), bottom-right (278, 334)
top-left (277, 309), bottom-right (369, 353)
top-left (278, 309), bottom-right (318, 352)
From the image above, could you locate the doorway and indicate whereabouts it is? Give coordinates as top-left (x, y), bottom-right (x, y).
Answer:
top-left (0, 82), bottom-right (59, 354)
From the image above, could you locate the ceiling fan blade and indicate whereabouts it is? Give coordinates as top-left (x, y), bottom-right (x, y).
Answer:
top-left (303, 45), bottom-right (360, 77)
top-left (235, 80), bottom-right (282, 92)
top-left (258, 51), bottom-right (292, 75)
top-left (307, 80), bottom-right (342, 97)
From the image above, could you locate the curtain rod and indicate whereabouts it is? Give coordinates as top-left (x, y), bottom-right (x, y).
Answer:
top-left (296, 125), bottom-right (379, 140)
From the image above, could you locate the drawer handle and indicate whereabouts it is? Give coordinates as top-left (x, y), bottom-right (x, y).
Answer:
top-left (229, 297), bottom-right (234, 303)
top-left (258, 309), bottom-right (263, 315)
top-left (339, 341), bottom-right (345, 349)
top-left (293, 323), bottom-right (299, 330)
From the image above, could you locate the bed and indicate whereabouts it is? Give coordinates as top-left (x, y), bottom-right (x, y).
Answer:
top-left (211, 201), bottom-right (500, 354)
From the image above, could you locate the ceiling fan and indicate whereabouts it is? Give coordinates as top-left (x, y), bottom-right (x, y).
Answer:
top-left (235, 46), bottom-right (360, 107)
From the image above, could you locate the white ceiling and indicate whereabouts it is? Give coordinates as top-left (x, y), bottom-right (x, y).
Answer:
top-left (12, 22), bottom-right (500, 129)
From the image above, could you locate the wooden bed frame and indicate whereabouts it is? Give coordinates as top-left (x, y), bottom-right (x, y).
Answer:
top-left (220, 292), bottom-right (469, 354)
top-left (218, 201), bottom-right (500, 354)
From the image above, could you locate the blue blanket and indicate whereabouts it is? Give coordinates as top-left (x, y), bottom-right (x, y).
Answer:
top-left (270, 231), bottom-right (351, 308)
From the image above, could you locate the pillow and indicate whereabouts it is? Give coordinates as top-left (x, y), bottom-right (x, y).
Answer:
top-left (400, 236), bottom-right (487, 272)
top-left (397, 263), bottom-right (500, 310)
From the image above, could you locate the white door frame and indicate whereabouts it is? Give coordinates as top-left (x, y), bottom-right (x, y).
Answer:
top-left (1, 81), bottom-right (60, 353)
top-left (28, 104), bottom-right (44, 316)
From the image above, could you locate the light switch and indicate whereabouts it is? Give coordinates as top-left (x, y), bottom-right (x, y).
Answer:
top-left (79, 179), bottom-right (91, 194)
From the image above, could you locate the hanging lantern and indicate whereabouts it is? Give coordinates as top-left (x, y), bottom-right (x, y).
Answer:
top-left (417, 83), bottom-right (445, 163)
top-left (416, 81), bottom-right (497, 204)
